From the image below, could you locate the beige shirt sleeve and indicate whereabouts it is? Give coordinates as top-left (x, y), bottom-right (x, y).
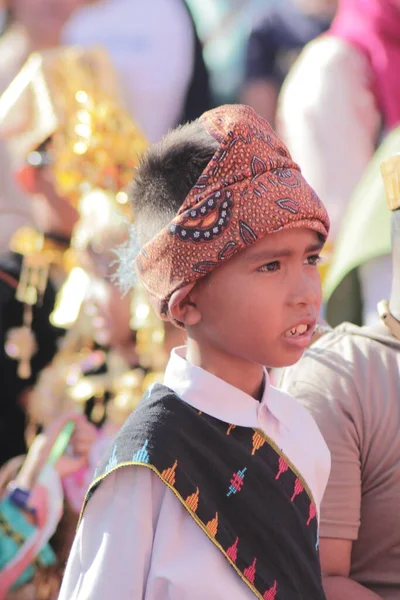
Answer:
top-left (277, 36), bottom-right (380, 241)
top-left (280, 353), bottom-right (363, 541)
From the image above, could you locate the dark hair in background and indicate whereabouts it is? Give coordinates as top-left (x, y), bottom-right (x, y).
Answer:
top-left (179, 1), bottom-right (213, 123)
top-left (131, 120), bottom-right (219, 246)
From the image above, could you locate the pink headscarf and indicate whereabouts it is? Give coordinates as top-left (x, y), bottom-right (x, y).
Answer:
top-left (330, 0), bottom-right (400, 130)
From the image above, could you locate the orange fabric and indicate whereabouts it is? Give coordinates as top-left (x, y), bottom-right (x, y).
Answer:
top-left (136, 105), bottom-right (330, 322)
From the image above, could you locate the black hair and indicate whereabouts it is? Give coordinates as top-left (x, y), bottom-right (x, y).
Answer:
top-left (130, 119), bottom-right (219, 246)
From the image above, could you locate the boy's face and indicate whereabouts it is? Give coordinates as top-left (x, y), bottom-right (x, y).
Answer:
top-left (189, 228), bottom-right (323, 370)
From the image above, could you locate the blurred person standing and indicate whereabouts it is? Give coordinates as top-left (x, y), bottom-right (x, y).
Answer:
top-left (0, 47), bottom-right (158, 600)
top-left (241, 0), bottom-right (336, 127)
top-left (63, 0), bottom-right (212, 142)
top-left (0, 46), bottom-right (144, 467)
top-left (278, 0), bottom-right (400, 326)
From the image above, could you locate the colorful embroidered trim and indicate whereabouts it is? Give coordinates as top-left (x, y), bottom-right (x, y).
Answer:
top-left (80, 385), bottom-right (324, 599)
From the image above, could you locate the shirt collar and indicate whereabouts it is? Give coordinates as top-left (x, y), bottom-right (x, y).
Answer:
top-left (163, 346), bottom-right (293, 430)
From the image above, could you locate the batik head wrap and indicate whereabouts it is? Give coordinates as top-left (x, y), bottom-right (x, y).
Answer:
top-left (135, 104), bottom-right (330, 323)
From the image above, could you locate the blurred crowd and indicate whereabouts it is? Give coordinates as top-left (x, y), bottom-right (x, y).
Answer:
top-left (0, 0), bottom-right (400, 598)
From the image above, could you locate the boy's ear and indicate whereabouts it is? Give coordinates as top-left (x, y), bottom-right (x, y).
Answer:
top-left (168, 283), bottom-right (201, 326)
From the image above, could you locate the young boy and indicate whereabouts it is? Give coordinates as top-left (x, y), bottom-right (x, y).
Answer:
top-left (59, 104), bottom-right (331, 600)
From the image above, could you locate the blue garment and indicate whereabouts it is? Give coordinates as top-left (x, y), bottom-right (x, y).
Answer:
top-left (244, 0), bottom-right (331, 87)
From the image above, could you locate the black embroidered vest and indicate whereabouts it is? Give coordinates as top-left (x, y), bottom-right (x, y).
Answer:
top-left (81, 384), bottom-right (326, 600)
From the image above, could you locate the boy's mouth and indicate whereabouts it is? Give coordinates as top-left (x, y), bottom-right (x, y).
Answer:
top-left (284, 323), bottom-right (310, 338)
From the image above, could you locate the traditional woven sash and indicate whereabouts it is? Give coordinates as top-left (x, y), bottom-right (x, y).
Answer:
top-left (81, 384), bottom-right (326, 600)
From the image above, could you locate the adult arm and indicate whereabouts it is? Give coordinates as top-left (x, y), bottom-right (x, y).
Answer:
top-left (319, 538), bottom-right (383, 599)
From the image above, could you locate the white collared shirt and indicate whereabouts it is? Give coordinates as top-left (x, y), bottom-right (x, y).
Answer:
top-left (59, 348), bottom-right (330, 600)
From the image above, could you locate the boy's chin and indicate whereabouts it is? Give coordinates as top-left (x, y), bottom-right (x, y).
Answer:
top-left (267, 349), bottom-right (307, 370)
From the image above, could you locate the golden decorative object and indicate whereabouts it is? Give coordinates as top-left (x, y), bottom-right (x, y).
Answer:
top-left (10, 227), bottom-right (73, 305)
top-left (0, 46), bottom-right (148, 214)
top-left (52, 88), bottom-right (148, 213)
top-left (5, 227), bottom-right (75, 378)
top-left (0, 47), bottom-right (119, 163)
top-left (381, 154), bottom-right (400, 211)
top-left (1, 47), bottom-right (165, 434)
top-left (4, 325), bottom-right (37, 379)
top-left (378, 299), bottom-right (400, 340)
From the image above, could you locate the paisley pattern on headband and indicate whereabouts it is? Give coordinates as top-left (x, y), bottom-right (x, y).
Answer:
top-left (135, 105), bottom-right (330, 322)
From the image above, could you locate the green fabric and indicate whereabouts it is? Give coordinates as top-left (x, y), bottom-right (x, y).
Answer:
top-left (323, 127), bottom-right (400, 325)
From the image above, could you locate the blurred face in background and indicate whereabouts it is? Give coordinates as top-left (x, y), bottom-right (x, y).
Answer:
top-left (11, 0), bottom-right (88, 45)
top-left (84, 278), bottom-right (133, 349)
top-left (15, 161), bottom-right (79, 238)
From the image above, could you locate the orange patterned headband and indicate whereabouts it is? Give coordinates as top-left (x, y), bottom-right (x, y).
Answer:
top-left (136, 105), bottom-right (330, 322)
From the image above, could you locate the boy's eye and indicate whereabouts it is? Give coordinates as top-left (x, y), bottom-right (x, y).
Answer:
top-left (306, 254), bottom-right (322, 266)
top-left (258, 260), bottom-right (280, 273)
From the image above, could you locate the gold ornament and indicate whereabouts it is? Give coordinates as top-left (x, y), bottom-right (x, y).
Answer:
top-left (4, 227), bottom-right (74, 379)
top-left (5, 323), bottom-right (37, 379)
top-left (381, 154), bottom-right (400, 211)
top-left (0, 46), bottom-right (148, 215)
top-left (378, 300), bottom-right (400, 339)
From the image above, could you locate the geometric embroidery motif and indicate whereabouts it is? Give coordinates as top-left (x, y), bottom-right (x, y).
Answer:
top-left (263, 580), bottom-right (278, 599)
top-left (105, 445), bottom-right (118, 473)
top-left (227, 468), bottom-right (247, 497)
top-left (307, 502), bottom-right (317, 526)
top-left (251, 431), bottom-right (266, 455)
top-left (161, 460), bottom-right (178, 486)
top-left (243, 558), bottom-right (257, 584)
top-left (133, 439), bottom-right (150, 463)
top-left (291, 478), bottom-right (304, 502)
top-left (185, 488), bottom-right (200, 512)
top-left (226, 537), bottom-right (239, 562)
top-left (275, 456), bottom-right (289, 480)
top-left (206, 512), bottom-right (218, 537)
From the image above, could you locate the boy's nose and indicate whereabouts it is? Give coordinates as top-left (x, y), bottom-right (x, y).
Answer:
top-left (289, 273), bottom-right (321, 308)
